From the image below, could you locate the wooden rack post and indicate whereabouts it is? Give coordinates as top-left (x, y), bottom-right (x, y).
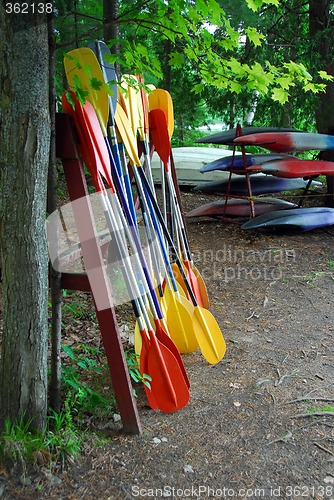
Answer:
top-left (54, 113), bottom-right (142, 435)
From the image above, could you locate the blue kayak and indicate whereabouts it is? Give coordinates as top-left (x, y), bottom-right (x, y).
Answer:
top-left (241, 207), bottom-right (334, 231)
top-left (193, 175), bottom-right (321, 195)
top-left (200, 153), bottom-right (296, 174)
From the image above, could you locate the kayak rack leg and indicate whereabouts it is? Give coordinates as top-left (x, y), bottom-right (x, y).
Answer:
top-left (220, 125), bottom-right (255, 223)
top-left (297, 177), bottom-right (315, 207)
top-left (54, 113), bottom-right (142, 435)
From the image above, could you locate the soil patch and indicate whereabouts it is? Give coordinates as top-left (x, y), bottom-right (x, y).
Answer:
top-left (2, 187), bottom-right (334, 499)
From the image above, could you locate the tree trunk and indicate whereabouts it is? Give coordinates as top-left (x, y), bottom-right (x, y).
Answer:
top-left (47, 11), bottom-right (62, 413)
top-left (0, 3), bottom-right (50, 431)
top-left (104, 0), bottom-right (120, 75)
top-left (309, 0), bottom-right (334, 205)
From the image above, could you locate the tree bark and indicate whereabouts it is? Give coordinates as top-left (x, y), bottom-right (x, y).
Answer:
top-left (309, 0), bottom-right (334, 205)
top-left (0, 2), bottom-right (50, 431)
top-left (104, 0), bottom-right (120, 76)
top-left (47, 11), bottom-right (62, 413)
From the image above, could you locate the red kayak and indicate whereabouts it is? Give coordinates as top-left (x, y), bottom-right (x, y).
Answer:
top-left (186, 198), bottom-right (297, 219)
top-left (247, 158), bottom-right (334, 178)
top-left (197, 127), bottom-right (303, 145)
top-left (234, 131), bottom-right (334, 153)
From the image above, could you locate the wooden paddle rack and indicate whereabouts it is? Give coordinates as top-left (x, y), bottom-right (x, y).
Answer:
top-left (54, 113), bottom-right (142, 435)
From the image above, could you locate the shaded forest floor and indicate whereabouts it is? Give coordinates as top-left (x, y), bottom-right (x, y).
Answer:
top-left (1, 184), bottom-right (334, 499)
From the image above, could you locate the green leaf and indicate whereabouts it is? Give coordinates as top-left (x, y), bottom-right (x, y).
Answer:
top-left (228, 57), bottom-right (244, 76)
top-left (245, 27), bottom-right (265, 47)
top-left (192, 82), bottom-right (205, 94)
top-left (64, 91), bottom-right (75, 110)
top-left (246, 0), bottom-right (278, 8)
top-left (229, 81), bottom-right (243, 93)
top-left (318, 71), bottom-right (334, 82)
top-left (90, 77), bottom-right (103, 91)
top-left (208, 0), bottom-right (224, 25)
top-left (169, 51), bottom-right (185, 68)
top-left (77, 360), bottom-right (88, 370)
top-left (195, 0), bottom-right (209, 16)
top-left (245, 0), bottom-right (263, 12)
top-left (303, 82), bottom-right (326, 93)
top-left (271, 87), bottom-right (289, 104)
top-left (263, 0), bottom-right (279, 5)
top-left (66, 379), bottom-right (80, 391)
top-left (275, 76), bottom-right (294, 90)
top-left (62, 344), bottom-right (76, 360)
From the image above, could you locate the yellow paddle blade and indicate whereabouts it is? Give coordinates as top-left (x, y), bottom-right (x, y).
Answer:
top-left (148, 89), bottom-right (174, 138)
top-left (158, 291), bottom-right (168, 317)
top-left (191, 263), bottom-right (210, 309)
top-left (163, 287), bottom-right (198, 353)
top-left (136, 87), bottom-right (146, 142)
top-left (114, 103), bottom-right (141, 165)
top-left (192, 306), bottom-right (226, 365)
top-left (117, 93), bottom-right (129, 118)
top-left (134, 320), bottom-right (142, 356)
top-left (177, 289), bottom-right (195, 316)
top-left (134, 307), bottom-right (156, 356)
top-left (121, 74), bottom-right (141, 137)
top-left (146, 84), bottom-right (156, 92)
top-left (64, 47), bottom-right (109, 134)
top-left (173, 278), bottom-right (187, 298)
top-left (119, 75), bottom-right (131, 117)
top-left (171, 262), bottom-right (188, 296)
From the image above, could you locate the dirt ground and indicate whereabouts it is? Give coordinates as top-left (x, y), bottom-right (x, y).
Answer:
top-left (2, 186), bottom-right (334, 499)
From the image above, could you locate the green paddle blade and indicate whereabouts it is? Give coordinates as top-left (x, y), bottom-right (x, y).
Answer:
top-left (192, 306), bottom-right (226, 365)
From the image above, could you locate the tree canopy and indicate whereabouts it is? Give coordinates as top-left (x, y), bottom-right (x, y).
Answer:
top-left (54, 0), bottom-right (334, 143)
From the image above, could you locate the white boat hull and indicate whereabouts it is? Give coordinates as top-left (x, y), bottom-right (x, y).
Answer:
top-left (150, 147), bottom-right (238, 187)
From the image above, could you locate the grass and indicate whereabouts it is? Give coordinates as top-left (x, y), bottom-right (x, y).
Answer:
top-left (0, 341), bottom-right (144, 476)
top-left (1, 290), bottom-right (146, 476)
top-left (0, 413), bottom-right (85, 477)
top-left (293, 259), bottom-right (334, 285)
top-left (307, 404), bottom-right (334, 414)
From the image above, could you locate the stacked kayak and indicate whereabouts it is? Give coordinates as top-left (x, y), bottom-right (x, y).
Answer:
top-left (241, 207), bottom-right (334, 232)
top-left (191, 126), bottom-right (334, 231)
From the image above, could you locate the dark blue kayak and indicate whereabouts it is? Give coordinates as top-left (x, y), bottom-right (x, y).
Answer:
top-left (241, 207), bottom-right (334, 231)
top-left (200, 153), bottom-right (296, 173)
top-left (193, 175), bottom-right (321, 195)
top-left (197, 127), bottom-right (304, 145)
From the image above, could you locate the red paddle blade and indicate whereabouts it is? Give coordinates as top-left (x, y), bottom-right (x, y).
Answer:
top-left (154, 320), bottom-right (190, 389)
top-left (82, 102), bottom-right (114, 188)
top-left (148, 108), bottom-right (171, 168)
top-left (147, 331), bottom-right (190, 413)
top-left (139, 331), bottom-right (159, 410)
top-left (62, 92), bottom-right (105, 193)
top-left (184, 260), bottom-right (203, 307)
